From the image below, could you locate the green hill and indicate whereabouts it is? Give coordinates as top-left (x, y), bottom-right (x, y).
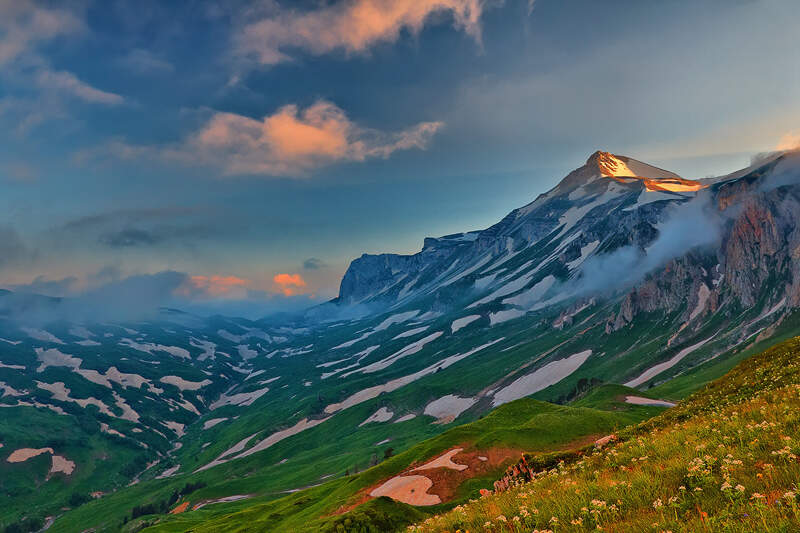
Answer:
top-left (410, 335), bottom-right (800, 532)
top-left (46, 385), bottom-right (662, 533)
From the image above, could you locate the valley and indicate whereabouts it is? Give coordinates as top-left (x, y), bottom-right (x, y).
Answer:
top-left (3, 150), bottom-right (800, 532)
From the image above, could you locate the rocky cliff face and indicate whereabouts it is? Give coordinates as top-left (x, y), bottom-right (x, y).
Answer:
top-left (611, 155), bottom-right (800, 333)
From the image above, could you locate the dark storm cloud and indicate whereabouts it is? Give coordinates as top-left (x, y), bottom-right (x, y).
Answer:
top-left (98, 225), bottom-right (215, 248)
top-left (100, 227), bottom-right (162, 247)
top-left (60, 207), bottom-right (198, 232)
top-left (303, 257), bottom-right (327, 270)
top-left (59, 207), bottom-right (224, 248)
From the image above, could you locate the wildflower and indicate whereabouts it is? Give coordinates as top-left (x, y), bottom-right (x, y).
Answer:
top-left (751, 493), bottom-right (766, 500)
top-left (735, 485), bottom-right (745, 492)
top-left (652, 498), bottom-right (663, 509)
top-left (784, 492), bottom-right (796, 500)
top-left (549, 516), bottom-right (559, 524)
top-left (496, 515), bottom-right (507, 523)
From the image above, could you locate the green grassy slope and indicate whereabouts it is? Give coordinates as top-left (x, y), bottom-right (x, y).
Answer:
top-left (414, 335), bottom-right (800, 532)
top-left (650, 310), bottom-right (800, 400)
top-left (50, 394), bottom-right (658, 533)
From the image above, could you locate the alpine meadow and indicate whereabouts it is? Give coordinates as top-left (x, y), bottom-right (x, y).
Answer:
top-left (1, 1), bottom-right (799, 532)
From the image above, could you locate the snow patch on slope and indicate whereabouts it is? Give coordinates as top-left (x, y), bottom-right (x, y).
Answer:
top-left (492, 350), bottom-right (592, 406)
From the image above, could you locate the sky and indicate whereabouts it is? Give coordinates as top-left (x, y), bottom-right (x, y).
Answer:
top-left (0, 0), bottom-right (798, 318)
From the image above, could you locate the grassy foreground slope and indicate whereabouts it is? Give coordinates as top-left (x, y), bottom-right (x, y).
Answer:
top-left (413, 336), bottom-right (800, 532)
top-left (121, 389), bottom-right (659, 533)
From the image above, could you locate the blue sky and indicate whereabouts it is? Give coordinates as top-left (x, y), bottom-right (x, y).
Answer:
top-left (0, 0), bottom-right (798, 317)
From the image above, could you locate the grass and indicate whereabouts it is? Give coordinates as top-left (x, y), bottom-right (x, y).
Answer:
top-left (121, 395), bottom-right (657, 532)
top-left (409, 335), bottom-right (800, 532)
top-left (31, 299), bottom-right (795, 532)
top-left (649, 309), bottom-right (800, 401)
top-left (0, 406), bottom-right (147, 530)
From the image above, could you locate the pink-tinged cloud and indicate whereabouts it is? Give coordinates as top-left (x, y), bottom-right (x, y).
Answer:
top-left (35, 69), bottom-right (123, 105)
top-left (238, 0), bottom-right (485, 65)
top-left (273, 273), bottom-right (307, 296)
top-left (168, 100), bottom-right (442, 176)
top-left (0, 1), bottom-right (83, 65)
top-left (776, 131), bottom-right (800, 152)
top-left (177, 275), bottom-right (250, 299)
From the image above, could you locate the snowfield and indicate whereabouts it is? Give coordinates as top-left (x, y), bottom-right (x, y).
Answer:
top-left (423, 395), bottom-right (476, 423)
top-left (625, 336), bottom-right (715, 388)
top-left (358, 407), bottom-right (394, 427)
top-left (451, 315), bottom-right (480, 333)
top-left (160, 375), bottom-right (212, 391)
top-left (355, 332), bottom-right (443, 374)
top-left (492, 350), bottom-right (593, 406)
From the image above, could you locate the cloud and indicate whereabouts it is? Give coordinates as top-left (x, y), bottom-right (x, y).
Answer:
top-left (303, 257), bottom-right (327, 270)
top-left (69, 270), bottom-right (189, 321)
top-left (0, 94), bottom-right (68, 136)
top-left (571, 194), bottom-right (723, 297)
top-left (273, 272), bottom-right (307, 296)
top-left (100, 100), bottom-right (443, 176)
top-left (760, 151), bottom-right (800, 192)
top-left (237, 0), bottom-right (485, 65)
top-left (59, 207), bottom-right (219, 248)
top-left (99, 228), bottom-right (162, 247)
top-left (96, 226), bottom-right (215, 248)
top-left (180, 101), bottom-right (443, 175)
top-left (61, 207), bottom-right (196, 232)
top-left (88, 264), bottom-right (123, 285)
top-left (8, 275), bottom-right (79, 297)
top-left (2, 161), bottom-right (38, 182)
top-left (34, 69), bottom-right (124, 105)
top-left (776, 131), bottom-right (800, 152)
top-left (0, 1), bottom-right (122, 133)
top-left (119, 48), bottom-right (174, 74)
top-left (0, 1), bottom-right (83, 65)
top-left (0, 225), bottom-right (36, 270)
top-left (0, 269), bottom-right (319, 323)
top-left (178, 275), bottom-right (250, 299)
top-left (0, 271), bottom-right (189, 324)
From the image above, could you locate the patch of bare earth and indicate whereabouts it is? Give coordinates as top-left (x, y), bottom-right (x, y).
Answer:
top-left (334, 445), bottom-right (521, 515)
top-left (336, 433), bottom-right (612, 517)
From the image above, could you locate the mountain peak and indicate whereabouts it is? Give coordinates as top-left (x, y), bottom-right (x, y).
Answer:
top-left (587, 150), bottom-right (636, 177)
top-left (584, 150), bottom-right (705, 192)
